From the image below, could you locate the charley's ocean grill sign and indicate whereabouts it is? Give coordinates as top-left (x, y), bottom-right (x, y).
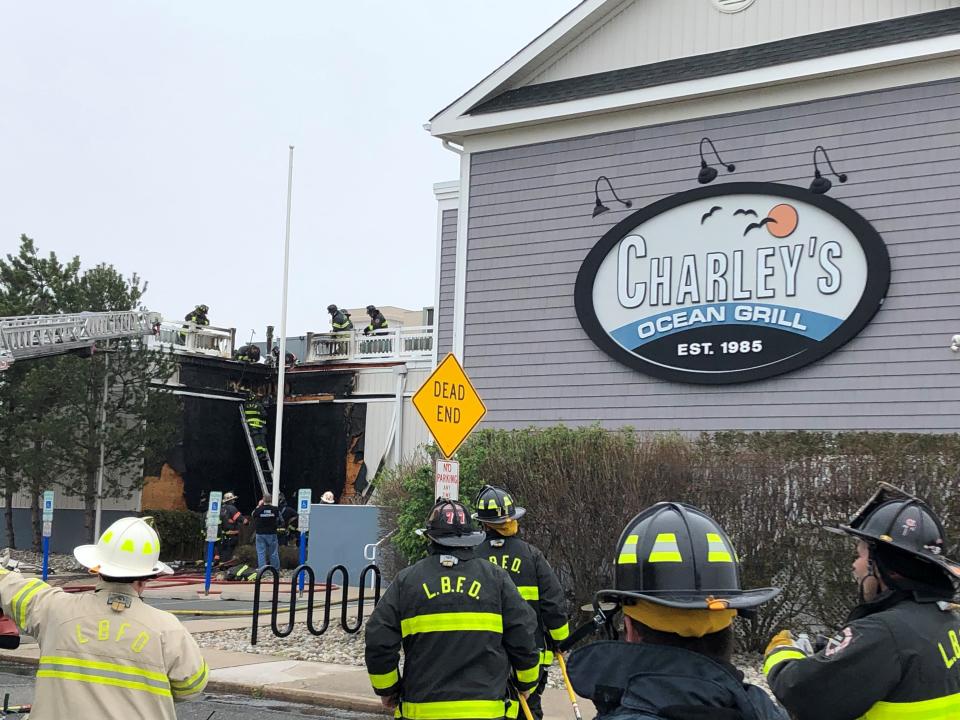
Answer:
top-left (575, 183), bottom-right (890, 384)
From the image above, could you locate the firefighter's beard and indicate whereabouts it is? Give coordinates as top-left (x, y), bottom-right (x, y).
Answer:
top-left (856, 566), bottom-right (882, 603)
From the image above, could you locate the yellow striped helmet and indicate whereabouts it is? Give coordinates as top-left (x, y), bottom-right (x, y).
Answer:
top-left (604, 502), bottom-right (779, 610)
top-left (473, 485), bottom-right (526, 524)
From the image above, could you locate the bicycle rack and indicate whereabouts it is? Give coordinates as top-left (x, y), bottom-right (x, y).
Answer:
top-left (250, 562), bottom-right (382, 645)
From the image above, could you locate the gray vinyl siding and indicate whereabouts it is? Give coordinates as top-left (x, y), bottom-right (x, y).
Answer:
top-left (461, 77), bottom-right (960, 432)
top-left (436, 209), bottom-right (457, 359)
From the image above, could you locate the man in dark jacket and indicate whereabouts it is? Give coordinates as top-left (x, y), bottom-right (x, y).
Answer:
top-left (567, 502), bottom-right (788, 720)
top-left (251, 493), bottom-right (280, 569)
top-left (365, 499), bottom-right (541, 720)
top-left (765, 483), bottom-right (960, 719)
top-left (363, 305), bottom-right (389, 335)
top-left (474, 485), bottom-right (569, 720)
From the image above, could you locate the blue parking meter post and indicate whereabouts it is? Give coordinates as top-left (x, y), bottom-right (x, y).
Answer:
top-left (205, 492), bottom-right (223, 595)
top-left (41, 491), bottom-right (54, 582)
top-left (297, 489), bottom-right (311, 592)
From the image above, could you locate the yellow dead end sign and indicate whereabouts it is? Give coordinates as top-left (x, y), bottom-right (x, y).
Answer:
top-left (412, 353), bottom-right (487, 459)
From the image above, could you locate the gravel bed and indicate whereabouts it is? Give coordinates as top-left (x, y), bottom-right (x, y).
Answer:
top-left (194, 625), bottom-right (769, 693)
top-left (1, 548), bottom-right (84, 575)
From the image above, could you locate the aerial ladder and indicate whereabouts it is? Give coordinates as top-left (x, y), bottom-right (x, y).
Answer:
top-left (239, 404), bottom-right (272, 498)
top-left (0, 310), bottom-right (161, 371)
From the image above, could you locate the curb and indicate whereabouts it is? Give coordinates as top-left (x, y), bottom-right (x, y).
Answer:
top-left (205, 679), bottom-right (388, 714)
top-left (0, 652), bottom-right (388, 714)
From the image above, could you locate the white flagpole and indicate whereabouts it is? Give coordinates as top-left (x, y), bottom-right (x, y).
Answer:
top-left (273, 146), bottom-right (294, 507)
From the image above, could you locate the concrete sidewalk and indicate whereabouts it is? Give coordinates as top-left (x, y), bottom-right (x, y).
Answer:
top-left (0, 641), bottom-right (587, 720)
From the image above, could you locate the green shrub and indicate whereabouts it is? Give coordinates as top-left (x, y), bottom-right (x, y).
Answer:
top-left (145, 509), bottom-right (205, 562)
top-left (378, 428), bottom-right (960, 652)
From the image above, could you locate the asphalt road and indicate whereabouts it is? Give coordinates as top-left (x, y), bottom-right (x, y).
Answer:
top-left (0, 663), bottom-right (382, 720)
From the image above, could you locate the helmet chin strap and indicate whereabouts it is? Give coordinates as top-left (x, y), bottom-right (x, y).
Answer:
top-left (858, 551), bottom-right (882, 603)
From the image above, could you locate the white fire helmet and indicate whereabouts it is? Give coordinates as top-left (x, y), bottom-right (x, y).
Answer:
top-left (321, 491), bottom-right (335, 504)
top-left (74, 517), bottom-right (173, 578)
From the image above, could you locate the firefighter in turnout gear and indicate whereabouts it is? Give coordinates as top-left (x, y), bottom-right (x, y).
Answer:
top-left (277, 493), bottom-right (299, 546)
top-left (184, 304), bottom-right (209, 326)
top-left (364, 499), bottom-right (541, 720)
top-left (219, 491), bottom-right (246, 562)
top-left (363, 305), bottom-right (388, 335)
top-left (474, 485), bottom-right (569, 720)
top-left (567, 503), bottom-right (787, 720)
top-left (0, 516), bottom-right (208, 719)
top-left (765, 483), bottom-right (960, 720)
top-left (242, 394), bottom-right (271, 476)
top-left (327, 304), bottom-right (353, 332)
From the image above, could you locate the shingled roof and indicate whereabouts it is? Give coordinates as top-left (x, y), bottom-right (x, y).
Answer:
top-left (468, 8), bottom-right (960, 116)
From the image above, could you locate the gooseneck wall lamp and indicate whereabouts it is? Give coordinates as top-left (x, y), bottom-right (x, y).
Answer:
top-left (592, 175), bottom-right (633, 218)
top-left (698, 137), bottom-right (736, 184)
top-left (809, 145), bottom-right (848, 194)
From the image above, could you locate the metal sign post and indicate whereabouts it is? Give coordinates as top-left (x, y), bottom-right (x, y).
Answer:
top-left (41, 491), bottom-right (54, 581)
top-left (297, 489), bottom-right (311, 592)
top-left (204, 491), bottom-right (222, 595)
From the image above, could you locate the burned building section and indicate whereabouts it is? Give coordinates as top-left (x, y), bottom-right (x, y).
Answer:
top-left (143, 354), bottom-right (368, 515)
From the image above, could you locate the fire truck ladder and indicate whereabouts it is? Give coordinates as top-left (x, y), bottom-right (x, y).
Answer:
top-left (240, 405), bottom-right (271, 498)
top-left (0, 310), bottom-right (161, 370)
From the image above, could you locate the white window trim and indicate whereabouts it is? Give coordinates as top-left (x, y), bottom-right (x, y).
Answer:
top-left (453, 153), bottom-right (471, 361)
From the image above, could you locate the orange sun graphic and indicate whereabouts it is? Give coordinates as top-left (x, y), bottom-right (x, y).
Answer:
top-left (767, 204), bottom-right (798, 238)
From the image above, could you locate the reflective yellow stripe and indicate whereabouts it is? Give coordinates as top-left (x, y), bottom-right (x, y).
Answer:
top-left (548, 623), bottom-right (570, 642)
top-left (863, 693), bottom-right (960, 719)
top-left (517, 586), bottom-right (539, 601)
top-left (369, 668), bottom-right (400, 690)
top-left (617, 534), bottom-right (639, 564)
top-left (706, 533), bottom-right (733, 563)
top-left (41, 656), bottom-right (169, 683)
top-left (401, 612), bottom-right (503, 636)
top-left (516, 663), bottom-right (539, 684)
top-left (171, 662), bottom-right (208, 696)
top-left (402, 700), bottom-right (507, 719)
top-left (648, 533), bottom-right (682, 563)
top-left (762, 648), bottom-right (807, 676)
top-left (540, 649), bottom-right (554, 666)
top-left (37, 670), bottom-right (172, 698)
top-left (506, 699), bottom-right (519, 719)
top-left (16, 581), bottom-right (43, 629)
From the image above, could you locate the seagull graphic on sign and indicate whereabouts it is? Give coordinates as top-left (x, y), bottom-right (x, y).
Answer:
top-left (413, 353), bottom-right (487, 458)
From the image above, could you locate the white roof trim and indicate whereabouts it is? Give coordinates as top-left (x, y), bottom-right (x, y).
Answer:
top-left (428, 0), bottom-right (623, 128)
top-left (430, 33), bottom-right (960, 141)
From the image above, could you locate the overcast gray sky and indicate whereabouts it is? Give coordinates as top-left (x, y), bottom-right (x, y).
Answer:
top-left (0, 1), bottom-right (577, 339)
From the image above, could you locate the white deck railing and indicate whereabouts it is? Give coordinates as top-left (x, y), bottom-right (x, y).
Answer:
top-left (152, 322), bottom-right (236, 359)
top-left (305, 326), bottom-right (433, 363)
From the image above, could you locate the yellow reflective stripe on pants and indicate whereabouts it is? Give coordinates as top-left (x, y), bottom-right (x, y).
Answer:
top-left (517, 586), bottom-right (539, 601)
top-left (171, 661), bottom-right (208, 696)
top-left (862, 692), bottom-right (960, 719)
top-left (762, 648), bottom-right (807, 676)
top-left (548, 623), bottom-right (570, 642)
top-left (38, 656), bottom-right (171, 697)
top-left (11, 579), bottom-right (43, 629)
top-left (516, 662), bottom-right (540, 685)
top-left (539, 649), bottom-right (554, 666)
top-left (401, 700), bottom-right (507, 719)
top-left (369, 668), bottom-right (399, 690)
top-left (506, 700), bottom-right (519, 719)
top-left (401, 612), bottom-right (503, 637)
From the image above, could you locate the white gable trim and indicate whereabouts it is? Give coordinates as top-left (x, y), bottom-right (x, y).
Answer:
top-left (431, 32), bottom-right (960, 142)
top-left (432, 181), bottom-right (459, 368)
top-left (429, 0), bottom-right (623, 128)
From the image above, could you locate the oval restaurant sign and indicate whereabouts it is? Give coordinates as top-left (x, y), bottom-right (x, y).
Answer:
top-left (575, 183), bottom-right (890, 384)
